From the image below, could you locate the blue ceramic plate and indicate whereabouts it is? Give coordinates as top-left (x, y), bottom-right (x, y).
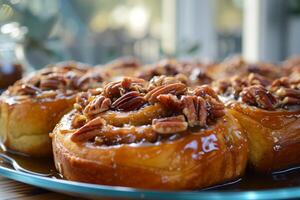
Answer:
top-left (2, 159), bottom-right (300, 200)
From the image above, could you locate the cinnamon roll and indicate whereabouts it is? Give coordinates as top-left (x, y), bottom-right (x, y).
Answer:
top-left (0, 61), bottom-right (106, 157)
top-left (215, 74), bottom-right (300, 172)
top-left (52, 76), bottom-right (248, 190)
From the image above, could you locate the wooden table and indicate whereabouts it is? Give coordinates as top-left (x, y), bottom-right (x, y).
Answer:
top-left (0, 176), bottom-right (86, 200)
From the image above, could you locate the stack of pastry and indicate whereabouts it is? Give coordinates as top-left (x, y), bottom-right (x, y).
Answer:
top-left (0, 56), bottom-right (299, 190)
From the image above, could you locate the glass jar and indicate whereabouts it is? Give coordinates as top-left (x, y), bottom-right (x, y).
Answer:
top-left (0, 22), bottom-right (31, 90)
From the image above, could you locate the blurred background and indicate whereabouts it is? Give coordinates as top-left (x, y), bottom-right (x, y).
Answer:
top-left (0, 0), bottom-right (300, 69)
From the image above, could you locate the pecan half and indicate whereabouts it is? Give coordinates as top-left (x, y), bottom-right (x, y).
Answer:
top-left (152, 115), bottom-right (188, 134)
top-left (15, 84), bottom-right (42, 95)
top-left (111, 91), bottom-right (146, 111)
top-left (231, 76), bottom-right (249, 96)
top-left (182, 95), bottom-right (208, 127)
top-left (271, 77), bottom-right (291, 91)
top-left (71, 116), bottom-right (106, 142)
top-left (275, 87), bottom-right (300, 106)
top-left (212, 79), bottom-right (231, 95)
top-left (148, 75), bottom-right (182, 91)
top-left (40, 74), bottom-right (67, 90)
top-left (206, 96), bottom-right (225, 118)
top-left (103, 78), bottom-right (145, 98)
top-left (156, 94), bottom-right (182, 111)
top-left (194, 85), bottom-right (219, 100)
top-left (144, 83), bottom-right (187, 104)
top-left (247, 73), bottom-right (271, 87)
top-left (241, 85), bottom-right (277, 110)
top-left (83, 95), bottom-right (111, 116)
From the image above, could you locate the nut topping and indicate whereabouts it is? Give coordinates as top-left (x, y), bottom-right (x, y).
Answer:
top-left (148, 75), bottom-right (183, 91)
top-left (83, 95), bottom-right (111, 116)
top-left (15, 84), bottom-right (42, 95)
top-left (70, 76), bottom-right (225, 145)
top-left (72, 113), bottom-right (87, 128)
top-left (152, 115), bottom-right (188, 134)
top-left (71, 116), bottom-right (106, 142)
top-left (157, 94), bottom-right (182, 111)
top-left (182, 96), bottom-right (208, 127)
top-left (7, 62), bottom-right (107, 99)
top-left (103, 78), bottom-right (145, 98)
top-left (111, 91), bottom-right (146, 111)
top-left (40, 74), bottom-right (67, 90)
top-left (241, 85), bottom-right (277, 110)
top-left (144, 83), bottom-right (187, 104)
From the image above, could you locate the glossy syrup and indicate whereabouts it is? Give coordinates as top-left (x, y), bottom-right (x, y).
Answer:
top-left (1, 148), bottom-right (300, 191)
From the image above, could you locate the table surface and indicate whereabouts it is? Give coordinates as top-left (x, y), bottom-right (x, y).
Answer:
top-left (0, 176), bottom-right (86, 200)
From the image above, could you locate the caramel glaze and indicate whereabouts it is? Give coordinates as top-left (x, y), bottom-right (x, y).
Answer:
top-left (3, 144), bottom-right (300, 191)
top-left (228, 102), bottom-right (300, 173)
top-left (50, 110), bottom-right (248, 190)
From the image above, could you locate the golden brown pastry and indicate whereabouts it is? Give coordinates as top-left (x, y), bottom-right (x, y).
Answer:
top-left (136, 59), bottom-right (214, 86)
top-left (52, 76), bottom-right (248, 190)
top-left (100, 57), bottom-right (141, 78)
top-left (206, 56), bottom-right (282, 80)
top-left (0, 61), bottom-right (106, 157)
top-left (215, 74), bottom-right (300, 173)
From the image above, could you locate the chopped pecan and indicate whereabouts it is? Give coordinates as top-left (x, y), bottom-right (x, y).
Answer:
top-left (157, 94), bottom-right (182, 111)
top-left (206, 96), bottom-right (225, 118)
top-left (152, 115), bottom-right (188, 134)
top-left (15, 84), bottom-right (42, 95)
top-left (247, 73), bottom-right (271, 87)
top-left (231, 76), bottom-right (249, 96)
top-left (241, 85), bottom-right (277, 110)
top-left (72, 113), bottom-right (87, 128)
top-left (247, 63), bottom-right (282, 79)
top-left (182, 95), bottom-right (208, 127)
top-left (148, 75), bottom-right (183, 91)
top-left (276, 87), bottom-right (300, 98)
top-left (195, 70), bottom-right (213, 85)
top-left (103, 78), bottom-right (145, 98)
top-left (274, 87), bottom-right (300, 106)
top-left (194, 85), bottom-right (219, 100)
top-left (145, 83), bottom-right (187, 104)
top-left (83, 95), bottom-right (111, 116)
top-left (71, 116), bottom-right (106, 142)
top-left (111, 91), bottom-right (146, 111)
top-left (271, 77), bottom-right (291, 91)
top-left (212, 80), bottom-right (231, 95)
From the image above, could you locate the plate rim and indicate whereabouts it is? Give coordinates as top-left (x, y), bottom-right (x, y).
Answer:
top-left (1, 165), bottom-right (300, 200)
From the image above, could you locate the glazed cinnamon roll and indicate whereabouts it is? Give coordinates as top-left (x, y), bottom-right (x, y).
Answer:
top-left (52, 76), bottom-right (248, 190)
top-left (215, 74), bottom-right (300, 173)
top-left (0, 61), bottom-right (106, 157)
top-left (136, 59), bottom-right (214, 86)
top-left (100, 57), bottom-right (141, 78)
top-left (207, 56), bottom-right (283, 80)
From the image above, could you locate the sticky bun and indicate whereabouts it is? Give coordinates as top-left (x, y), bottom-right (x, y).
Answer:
top-left (214, 74), bottom-right (300, 173)
top-left (52, 76), bottom-right (248, 190)
top-left (0, 61), bottom-right (106, 157)
top-left (207, 56), bottom-right (283, 80)
top-left (100, 57), bottom-right (141, 78)
top-left (136, 59), bottom-right (214, 86)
